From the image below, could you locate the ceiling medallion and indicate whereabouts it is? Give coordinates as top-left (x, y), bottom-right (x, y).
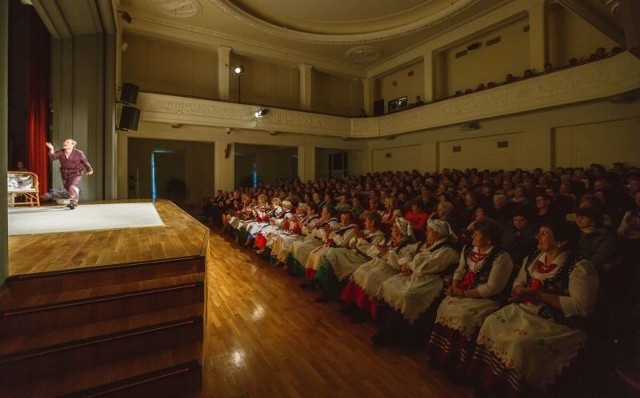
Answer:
top-left (153, 0), bottom-right (202, 18)
top-left (346, 46), bottom-right (382, 63)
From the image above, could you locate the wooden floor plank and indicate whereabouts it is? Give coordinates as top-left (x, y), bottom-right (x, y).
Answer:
top-left (202, 232), bottom-right (474, 398)
top-left (8, 200), bottom-right (208, 275)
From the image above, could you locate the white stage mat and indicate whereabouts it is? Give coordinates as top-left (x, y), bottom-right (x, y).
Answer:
top-left (8, 202), bottom-right (165, 236)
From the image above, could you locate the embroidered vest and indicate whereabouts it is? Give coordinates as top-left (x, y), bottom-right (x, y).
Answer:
top-left (524, 250), bottom-right (586, 328)
top-left (461, 244), bottom-right (509, 297)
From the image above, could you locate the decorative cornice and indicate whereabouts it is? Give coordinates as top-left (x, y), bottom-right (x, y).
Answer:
top-left (137, 53), bottom-right (640, 139)
top-left (209, 0), bottom-right (478, 44)
top-left (125, 15), bottom-right (365, 76)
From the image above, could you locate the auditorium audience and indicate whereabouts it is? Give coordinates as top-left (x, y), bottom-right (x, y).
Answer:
top-left (213, 161), bottom-right (638, 394)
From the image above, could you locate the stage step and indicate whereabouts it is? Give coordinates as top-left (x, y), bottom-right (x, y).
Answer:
top-left (4, 255), bottom-right (205, 297)
top-left (1, 302), bottom-right (203, 356)
top-left (60, 361), bottom-right (202, 398)
top-left (0, 280), bottom-right (204, 339)
top-left (0, 316), bottom-right (203, 383)
top-left (0, 342), bottom-right (202, 398)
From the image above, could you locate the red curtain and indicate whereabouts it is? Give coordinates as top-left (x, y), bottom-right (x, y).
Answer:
top-left (26, 10), bottom-right (50, 195)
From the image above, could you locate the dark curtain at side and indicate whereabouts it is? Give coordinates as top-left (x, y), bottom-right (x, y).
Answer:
top-left (26, 9), bottom-right (50, 195)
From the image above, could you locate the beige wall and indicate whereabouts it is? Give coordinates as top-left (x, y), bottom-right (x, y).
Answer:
top-left (439, 16), bottom-right (529, 97)
top-left (231, 55), bottom-right (300, 109)
top-left (375, 60), bottom-right (424, 111)
top-left (547, 5), bottom-right (618, 67)
top-left (122, 33), bottom-right (218, 99)
top-left (372, 144), bottom-right (423, 172)
top-left (367, 99), bottom-right (640, 172)
top-left (555, 118), bottom-right (640, 168)
top-left (312, 70), bottom-right (364, 116)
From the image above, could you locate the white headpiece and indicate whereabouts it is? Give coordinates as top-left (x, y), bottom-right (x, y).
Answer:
top-left (394, 217), bottom-right (414, 238)
top-left (427, 218), bottom-right (456, 241)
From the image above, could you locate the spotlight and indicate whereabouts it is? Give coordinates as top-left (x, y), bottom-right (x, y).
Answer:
top-left (254, 107), bottom-right (268, 118)
top-left (234, 65), bottom-right (244, 75)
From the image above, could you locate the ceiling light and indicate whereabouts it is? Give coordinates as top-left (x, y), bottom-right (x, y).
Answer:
top-left (254, 107), bottom-right (268, 118)
top-left (234, 65), bottom-right (244, 75)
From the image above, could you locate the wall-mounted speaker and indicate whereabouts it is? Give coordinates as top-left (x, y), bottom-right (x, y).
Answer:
top-left (120, 83), bottom-right (139, 104)
top-left (119, 106), bottom-right (140, 131)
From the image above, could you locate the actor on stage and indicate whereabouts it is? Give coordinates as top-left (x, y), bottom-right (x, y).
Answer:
top-left (46, 139), bottom-right (93, 209)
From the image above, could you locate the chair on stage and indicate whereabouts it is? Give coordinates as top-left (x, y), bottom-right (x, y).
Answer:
top-left (7, 171), bottom-right (40, 207)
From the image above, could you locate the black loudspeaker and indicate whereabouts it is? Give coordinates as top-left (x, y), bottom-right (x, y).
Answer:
top-left (119, 106), bottom-right (140, 131)
top-left (120, 83), bottom-right (139, 104)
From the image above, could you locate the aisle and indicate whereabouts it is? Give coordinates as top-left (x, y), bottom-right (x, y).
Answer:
top-left (201, 232), bottom-right (474, 397)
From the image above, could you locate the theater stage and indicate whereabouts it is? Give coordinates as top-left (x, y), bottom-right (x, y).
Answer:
top-left (7, 199), bottom-right (209, 276)
top-left (1, 199), bottom-right (208, 397)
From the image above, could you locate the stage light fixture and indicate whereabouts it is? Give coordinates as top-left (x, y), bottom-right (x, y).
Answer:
top-left (254, 107), bottom-right (268, 118)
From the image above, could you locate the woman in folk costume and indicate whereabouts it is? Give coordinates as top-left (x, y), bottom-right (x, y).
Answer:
top-left (426, 218), bottom-right (513, 377)
top-left (301, 210), bottom-right (359, 285)
top-left (289, 205), bottom-right (339, 277)
top-left (340, 216), bottom-right (416, 322)
top-left (238, 194), bottom-right (271, 246)
top-left (254, 199), bottom-right (294, 254)
top-left (271, 202), bottom-right (318, 265)
top-left (246, 197), bottom-right (282, 247)
top-left (470, 220), bottom-right (599, 397)
top-left (313, 211), bottom-right (388, 303)
top-left (373, 219), bottom-right (460, 348)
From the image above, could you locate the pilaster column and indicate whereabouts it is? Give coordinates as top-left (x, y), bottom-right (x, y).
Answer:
top-left (423, 51), bottom-right (434, 102)
top-left (362, 78), bottom-right (373, 115)
top-left (528, 0), bottom-right (547, 73)
top-left (297, 145), bottom-right (315, 182)
top-left (299, 64), bottom-right (312, 110)
top-left (218, 46), bottom-right (231, 100)
top-left (215, 140), bottom-right (235, 191)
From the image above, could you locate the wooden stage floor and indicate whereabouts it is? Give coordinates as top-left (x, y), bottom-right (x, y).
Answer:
top-left (8, 199), bottom-right (209, 276)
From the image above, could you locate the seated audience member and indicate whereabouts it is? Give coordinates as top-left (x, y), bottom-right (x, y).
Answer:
top-left (459, 192), bottom-right (480, 231)
top-left (360, 196), bottom-right (381, 221)
top-left (430, 201), bottom-right (460, 235)
top-left (334, 193), bottom-right (352, 213)
top-left (533, 193), bottom-right (560, 224)
top-left (566, 194), bottom-right (612, 226)
top-left (301, 210), bottom-right (358, 288)
top-left (509, 184), bottom-right (531, 207)
top-left (575, 206), bottom-right (617, 277)
top-left (404, 199), bottom-right (429, 232)
top-left (380, 197), bottom-right (399, 225)
top-left (374, 219), bottom-right (459, 348)
top-left (492, 193), bottom-right (511, 225)
top-left (341, 217), bottom-right (416, 321)
top-left (618, 191), bottom-right (640, 264)
top-left (290, 205), bottom-right (339, 277)
top-left (313, 212), bottom-right (386, 302)
top-left (254, 199), bottom-right (294, 254)
top-left (350, 196), bottom-right (365, 218)
top-left (271, 202), bottom-right (319, 266)
top-left (426, 219), bottom-right (513, 376)
top-left (471, 220), bottom-right (598, 397)
top-left (500, 206), bottom-right (539, 269)
top-left (246, 196), bottom-right (282, 247)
